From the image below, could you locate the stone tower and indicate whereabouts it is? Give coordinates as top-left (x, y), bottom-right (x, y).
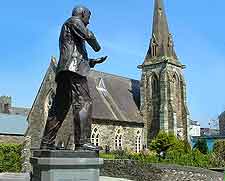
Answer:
top-left (139, 0), bottom-right (189, 145)
top-left (0, 96), bottom-right (12, 114)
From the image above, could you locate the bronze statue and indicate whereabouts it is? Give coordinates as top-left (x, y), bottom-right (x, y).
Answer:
top-left (40, 6), bottom-right (107, 150)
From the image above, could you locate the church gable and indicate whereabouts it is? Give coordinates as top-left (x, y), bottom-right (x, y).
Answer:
top-left (26, 57), bottom-right (57, 148)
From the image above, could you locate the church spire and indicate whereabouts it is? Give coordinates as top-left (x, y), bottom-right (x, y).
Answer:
top-left (144, 0), bottom-right (180, 65)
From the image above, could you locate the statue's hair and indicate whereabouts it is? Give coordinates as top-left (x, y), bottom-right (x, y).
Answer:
top-left (72, 6), bottom-right (91, 17)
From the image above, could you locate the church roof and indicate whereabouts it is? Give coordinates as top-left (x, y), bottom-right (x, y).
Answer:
top-left (88, 70), bottom-right (142, 124)
top-left (0, 113), bottom-right (27, 134)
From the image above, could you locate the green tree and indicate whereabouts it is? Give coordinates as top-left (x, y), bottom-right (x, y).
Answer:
top-left (193, 138), bottom-right (208, 154)
top-left (149, 131), bottom-right (192, 158)
top-left (149, 131), bottom-right (175, 156)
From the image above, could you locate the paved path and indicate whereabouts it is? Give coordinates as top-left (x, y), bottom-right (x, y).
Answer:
top-left (100, 176), bottom-right (132, 181)
top-left (0, 173), bottom-right (132, 181)
top-left (0, 173), bottom-right (30, 181)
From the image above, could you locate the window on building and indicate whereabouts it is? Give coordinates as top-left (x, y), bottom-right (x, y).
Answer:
top-left (152, 75), bottom-right (159, 96)
top-left (91, 128), bottom-right (99, 147)
top-left (115, 129), bottom-right (123, 150)
top-left (47, 91), bottom-right (55, 110)
top-left (151, 35), bottom-right (157, 57)
top-left (151, 74), bottom-right (160, 136)
top-left (135, 131), bottom-right (142, 153)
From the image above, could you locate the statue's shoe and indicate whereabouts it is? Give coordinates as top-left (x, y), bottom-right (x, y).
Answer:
top-left (76, 143), bottom-right (99, 153)
top-left (40, 144), bottom-right (62, 150)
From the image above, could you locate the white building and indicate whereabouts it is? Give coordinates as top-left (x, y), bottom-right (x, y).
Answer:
top-left (189, 120), bottom-right (201, 137)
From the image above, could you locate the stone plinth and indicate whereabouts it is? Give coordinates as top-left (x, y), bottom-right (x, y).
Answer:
top-left (31, 150), bottom-right (103, 181)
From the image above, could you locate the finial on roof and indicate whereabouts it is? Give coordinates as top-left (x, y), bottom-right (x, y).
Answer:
top-left (51, 56), bottom-right (57, 65)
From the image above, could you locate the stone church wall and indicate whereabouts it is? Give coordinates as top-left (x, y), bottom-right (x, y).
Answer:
top-left (55, 116), bottom-right (144, 151)
top-left (91, 122), bottom-right (144, 152)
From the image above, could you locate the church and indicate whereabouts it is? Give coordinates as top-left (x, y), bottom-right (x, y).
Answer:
top-left (26, 0), bottom-right (189, 152)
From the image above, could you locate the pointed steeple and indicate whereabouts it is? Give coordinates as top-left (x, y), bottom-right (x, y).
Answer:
top-left (144, 0), bottom-right (181, 65)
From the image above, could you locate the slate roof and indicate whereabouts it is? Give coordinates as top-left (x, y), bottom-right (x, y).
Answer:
top-left (0, 113), bottom-right (27, 134)
top-left (88, 70), bottom-right (142, 124)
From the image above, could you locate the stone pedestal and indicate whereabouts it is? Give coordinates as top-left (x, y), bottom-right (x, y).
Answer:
top-left (30, 150), bottom-right (103, 181)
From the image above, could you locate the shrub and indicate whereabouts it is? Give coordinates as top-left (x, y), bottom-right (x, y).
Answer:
top-left (99, 132), bottom-right (222, 169)
top-left (149, 131), bottom-right (174, 156)
top-left (149, 131), bottom-right (191, 157)
top-left (112, 149), bottom-right (130, 159)
top-left (193, 138), bottom-right (208, 154)
top-left (99, 153), bottom-right (115, 159)
top-left (0, 144), bottom-right (22, 173)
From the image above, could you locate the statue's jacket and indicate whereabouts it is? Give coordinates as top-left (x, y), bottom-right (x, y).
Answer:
top-left (56, 16), bottom-right (101, 79)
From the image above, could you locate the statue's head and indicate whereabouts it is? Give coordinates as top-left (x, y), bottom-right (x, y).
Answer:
top-left (72, 6), bottom-right (91, 26)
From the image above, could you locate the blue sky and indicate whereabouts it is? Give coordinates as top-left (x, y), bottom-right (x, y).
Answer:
top-left (0, 0), bottom-right (225, 128)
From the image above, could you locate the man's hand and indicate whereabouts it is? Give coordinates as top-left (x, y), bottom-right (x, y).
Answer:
top-left (89, 56), bottom-right (108, 68)
top-left (95, 56), bottom-right (108, 64)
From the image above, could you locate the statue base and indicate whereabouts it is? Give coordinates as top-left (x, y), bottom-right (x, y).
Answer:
top-left (30, 150), bottom-right (103, 181)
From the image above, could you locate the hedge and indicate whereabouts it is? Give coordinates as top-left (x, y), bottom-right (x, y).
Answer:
top-left (0, 144), bottom-right (22, 172)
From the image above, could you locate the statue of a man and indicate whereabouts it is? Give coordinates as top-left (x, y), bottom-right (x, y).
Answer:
top-left (40, 6), bottom-right (107, 150)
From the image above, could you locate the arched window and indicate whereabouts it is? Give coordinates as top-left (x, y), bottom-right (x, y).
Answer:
top-left (115, 129), bottom-right (123, 150)
top-left (172, 73), bottom-right (180, 116)
top-left (91, 128), bottom-right (99, 147)
top-left (150, 74), bottom-right (160, 138)
top-left (47, 91), bottom-right (55, 110)
top-left (135, 130), bottom-right (142, 153)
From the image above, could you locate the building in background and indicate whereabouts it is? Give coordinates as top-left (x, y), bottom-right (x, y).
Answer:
top-left (200, 128), bottom-right (219, 136)
top-left (0, 96), bottom-right (30, 116)
top-left (0, 96), bottom-right (11, 114)
top-left (189, 120), bottom-right (200, 137)
top-left (0, 97), bottom-right (29, 144)
top-left (0, 113), bottom-right (27, 144)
